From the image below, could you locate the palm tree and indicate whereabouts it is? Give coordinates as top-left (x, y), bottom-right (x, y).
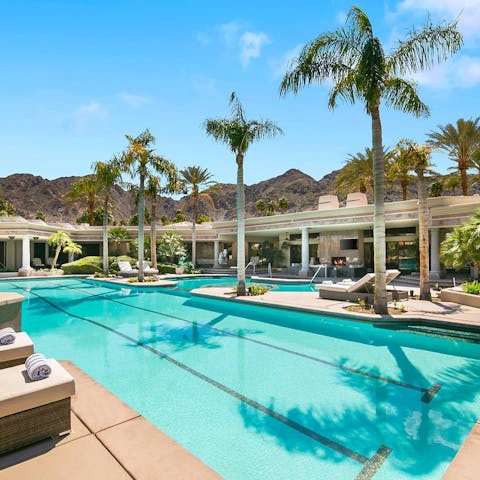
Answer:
top-left (427, 118), bottom-right (480, 196)
top-left (94, 158), bottom-right (122, 275)
top-left (205, 92), bottom-right (283, 295)
top-left (389, 143), bottom-right (417, 200)
top-left (256, 199), bottom-right (267, 215)
top-left (121, 129), bottom-right (177, 281)
top-left (441, 210), bottom-right (480, 271)
top-left (401, 140), bottom-right (435, 300)
top-left (444, 174), bottom-right (461, 195)
top-left (280, 6), bottom-right (462, 313)
top-left (335, 148), bottom-right (375, 197)
top-left (145, 166), bottom-right (179, 269)
top-left (64, 176), bottom-right (99, 225)
top-left (179, 166), bottom-right (216, 266)
top-left (48, 231), bottom-right (82, 271)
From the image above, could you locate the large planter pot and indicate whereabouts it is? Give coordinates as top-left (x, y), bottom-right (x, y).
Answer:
top-left (440, 288), bottom-right (480, 308)
top-left (175, 267), bottom-right (184, 275)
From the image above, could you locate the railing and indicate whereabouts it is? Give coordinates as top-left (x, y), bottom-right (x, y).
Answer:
top-left (245, 261), bottom-right (256, 274)
top-left (310, 264), bottom-right (327, 284)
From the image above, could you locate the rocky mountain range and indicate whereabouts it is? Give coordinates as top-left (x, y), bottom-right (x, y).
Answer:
top-left (0, 168), bottom-right (475, 224)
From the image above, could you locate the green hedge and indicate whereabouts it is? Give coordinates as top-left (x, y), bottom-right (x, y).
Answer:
top-left (62, 255), bottom-right (138, 275)
top-left (158, 263), bottom-right (176, 274)
top-left (61, 256), bottom-right (103, 274)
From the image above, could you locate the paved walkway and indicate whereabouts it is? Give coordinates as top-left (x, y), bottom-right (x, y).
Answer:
top-left (0, 362), bottom-right (221, 480)
top-left (190, 287), bottom-right (480, 332)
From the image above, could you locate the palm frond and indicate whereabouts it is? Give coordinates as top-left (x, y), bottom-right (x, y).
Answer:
top-left (383, 78), bottom-right (429, 118)
top-left (388, 19), bottom-right (463, 76)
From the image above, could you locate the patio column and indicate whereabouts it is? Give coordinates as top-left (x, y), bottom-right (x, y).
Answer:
top-left (213, 240), bottom-right (220, 268)
top-left (21, 236), bottom-right (31, 268)
top-left (299, 227), bottom-right (309, 277)
top-left (18, 235), bottom-right (33, 276)
top-left (430, 228), bottom-right (441, 280)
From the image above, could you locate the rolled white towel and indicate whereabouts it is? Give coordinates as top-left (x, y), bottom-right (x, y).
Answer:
top-left (0, 327), bottom-right (16, 345)
top-left (25, 353), bottom-right (52, 381)
top-left (322, 280), bottom-right (333, 285)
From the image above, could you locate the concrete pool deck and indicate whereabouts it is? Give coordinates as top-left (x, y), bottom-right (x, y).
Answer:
top-left (190, 287), bottom-right (480, 332)
top-left (0, 361), bottom-right (221, 480)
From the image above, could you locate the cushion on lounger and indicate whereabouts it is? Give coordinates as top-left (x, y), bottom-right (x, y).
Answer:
top-left (0, 359), bottom-right (75, 417)
top-left (0, 332), bottom-right (34, 363)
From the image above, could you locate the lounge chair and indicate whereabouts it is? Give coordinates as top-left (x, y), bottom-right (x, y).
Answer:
top-left (315, 269), bottom-right (406, 303)
top-left (31, 258), bottom-right (44, 269)
top-left (136, 261), bottom-right (158, 275)
top-left (0, 332), bottom-right (34, 369)
top-left (0, 359), bottom-right (75, 454)
top-left (117, 261), bottom-right (139, 277)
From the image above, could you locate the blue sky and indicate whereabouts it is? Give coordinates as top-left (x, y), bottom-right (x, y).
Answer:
top-left (1, 0), bottom-right (479, 185)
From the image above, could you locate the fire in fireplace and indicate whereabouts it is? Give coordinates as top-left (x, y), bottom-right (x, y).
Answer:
top-left (331, 256), bottom-right (347, 267)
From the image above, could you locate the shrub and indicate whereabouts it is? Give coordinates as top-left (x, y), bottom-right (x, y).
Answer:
top-left (157, 263), bottom-right (176, 274)
top-left (248, 284), bottom-right (270, 296)
top-left (62, 256), bottom-right (103, 274)
top-left (463, 280), bottom-right (480, 295)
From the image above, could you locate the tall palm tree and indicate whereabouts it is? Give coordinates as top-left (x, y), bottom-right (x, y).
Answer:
top-left (94, 157), bottom-right (122, 274)
top-left (427, 118), bottom-right (480, 196)
top-left (280, 6), bottom-right (462, 313)
top-left (401, 140), bottom-right (435, 300)
top-left (179, 166), bottom-right (216, 266)
top-left (335, 148), bottom-right (376, 197)
top-left (205, 92), bottom-right (283, 295)
top-left (64, 176), bottom-right (99, 225)
top-left (145, 165), bottom-right (179, 269)
top-left (121, 129), bottom-right (177, 281)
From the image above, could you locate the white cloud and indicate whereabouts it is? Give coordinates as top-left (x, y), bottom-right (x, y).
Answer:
top-left (396, 0), bottom-right (480, 40)
top-left (272, 44), bottom-right (303, 78)
top-left (71, 102), bottom-right (106, 131)
top-left (218, 21), bottom-right (243, 46)
top-left (413, 54), bottom-right (480, 88)
top-left (240, 31), bottom-right (271, 67)
top-left (118, 92), bottom-right (149, 108)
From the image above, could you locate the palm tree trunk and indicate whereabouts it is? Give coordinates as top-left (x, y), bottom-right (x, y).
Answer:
top-left (138, 176), bottom-right (145, 282)
top-left (192, 194), bottom-right (197, 266)
top-left (51, 245), bottom-right (61, 272)
top-left (371, 106), bottom-right (388, 314)
top-left (417, 171), bottom-right (431, 300)
top-left (102, 196), bottom-right (109, 274)
top-left (236, 153), bottom-right (246, 296)
top-left (459, 160), bottom-right (468, 195)
top-left (88, 197), bottom-right (95, 225)
top-left (150, 199), bottom-right (157, 269)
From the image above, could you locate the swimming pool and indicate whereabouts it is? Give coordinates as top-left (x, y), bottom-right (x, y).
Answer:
top-left (173, 275), bottom-right (316, 292)
top-left (1, 277), bottom-right (479, 479)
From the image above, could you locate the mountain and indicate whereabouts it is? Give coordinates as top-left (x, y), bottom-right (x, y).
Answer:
top-left (0, 169), bottom-right (476, 224)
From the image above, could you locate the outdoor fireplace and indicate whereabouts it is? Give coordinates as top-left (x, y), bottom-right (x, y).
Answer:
top-left (331, 256), bottom-right (347, 267)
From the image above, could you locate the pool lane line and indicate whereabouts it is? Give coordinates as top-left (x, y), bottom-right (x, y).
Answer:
top-left (17, 284), bottom-right (391, 475)
top-left (16, 280), bottom-right (441, 403)
top-left (61, 281), bottom-right (441, 403)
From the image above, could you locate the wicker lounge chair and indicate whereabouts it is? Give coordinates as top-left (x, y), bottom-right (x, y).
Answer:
top-left (0, 358), bottom-right (75, 454)
top-left (0, 332), bottom-right (34, 369)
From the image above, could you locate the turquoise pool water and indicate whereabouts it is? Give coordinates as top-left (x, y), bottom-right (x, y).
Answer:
top-left (1, 277), bottom-right (480, 480)
top-left (173, 275), bottom-right (316, 292)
